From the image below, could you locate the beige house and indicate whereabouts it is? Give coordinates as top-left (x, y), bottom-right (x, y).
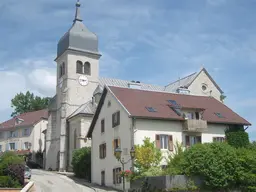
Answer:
top-left (45, 1), bottom-right (228, 172)
top-left (87, 86), bottom-right (251, 191)
top-left (0, 109), bottom-right (48, 164)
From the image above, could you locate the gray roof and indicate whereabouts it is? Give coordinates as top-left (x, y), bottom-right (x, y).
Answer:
top-left (164, 72), bottom-right (197, 92)
top-left (99, 77), bottom-right (165, 91)
top-left (57, 1), bottom-right (99, 58)
top-left (68, 100), bottom-right (97, 119)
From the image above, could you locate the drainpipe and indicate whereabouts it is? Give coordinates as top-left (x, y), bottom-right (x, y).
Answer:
top-left (131, 117), bottom-right (136, 171)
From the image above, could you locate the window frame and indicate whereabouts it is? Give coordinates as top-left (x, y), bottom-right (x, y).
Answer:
top-left (113, 167), bottom-right (122, 184)
top-left (101, 119), bottom-right (105, 133)
top-left (112, 111), bottom-right (120, 128)
top-left (99, 143), bottom-right (106, 159)
top-left (9, 143), bottom-right (15, 150)
top-left (213, 137), bottom-right (225, 142)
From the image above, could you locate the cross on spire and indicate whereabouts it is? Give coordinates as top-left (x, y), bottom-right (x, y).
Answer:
top-left (74, 0), bottom-right (83, 22)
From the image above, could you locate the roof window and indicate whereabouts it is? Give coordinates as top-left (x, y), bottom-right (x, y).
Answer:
top-left (215, 112), bottom-right (225, 118)
top-left (167, 100), bottom-right (181, 109)
top-left (145, 107), bottom-right (157, 112)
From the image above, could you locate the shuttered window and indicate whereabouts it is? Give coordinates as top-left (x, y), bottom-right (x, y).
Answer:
top-left (101, 119), bottom-right (105, 133)
top-left (112, 111), bottom-right (120, 128)
top-left (84, 62), bottom-right (91, 75)
top-left (155, 134), bottom-right (173, 151)
top-left (99, 143), bottom-right (106, 159)
top-left (113, 167), bottom-right (121, 184)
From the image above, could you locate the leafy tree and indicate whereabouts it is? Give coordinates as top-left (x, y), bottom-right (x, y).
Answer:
top-left (134, 137), bottom-right (162, 172)
top-left (11, 91), bottom-right (51, 117)
top-left (72, 147), bottom-right (91, 181)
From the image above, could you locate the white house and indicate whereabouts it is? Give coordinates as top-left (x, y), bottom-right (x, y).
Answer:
top-left (86, 86), bottom-right (251, 191)
top-left (45, 0), bottom-right (228, 172)
top-left (0, 109), bottom-right (48, 165)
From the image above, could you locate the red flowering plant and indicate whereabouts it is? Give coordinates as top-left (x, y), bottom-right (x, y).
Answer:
top-left (119, 170), bottom-right (133, 180)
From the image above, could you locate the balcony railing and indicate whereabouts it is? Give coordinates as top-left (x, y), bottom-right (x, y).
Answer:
top-left (183, 119), bottom-right (208, 132)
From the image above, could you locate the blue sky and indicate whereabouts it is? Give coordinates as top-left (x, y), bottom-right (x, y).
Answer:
top-left (0, 0), bottom-right (255, 140)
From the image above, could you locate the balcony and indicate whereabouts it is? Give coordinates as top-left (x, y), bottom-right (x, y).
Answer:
top-left (183, 119), bottom-right (208, 132)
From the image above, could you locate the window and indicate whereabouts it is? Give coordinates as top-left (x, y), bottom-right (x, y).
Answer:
top-left (113, 167), bottom-right (122, 184)
top-left (24, 142), bottom-right (31, 149)
top-left (186, 112), bottom-right (194, 119)
top-left (0, 145), bottom-right (2, 152)
top-left (155, 135), bottom-right (173, 151)
top-left (59, 62), bottom-right (65, 78)
top-left (112, 111), bottom-right (120, 128)
top-left (185, 135), bottom-right (201, 148)
top-left (99, 143), bottom-right (106, 159)
top-left (101, 171), bottom-right (105, 186)
top-left (84, 62), bottom-right (91, 75)
top-left (195, 112), bottom-right (200, 120)
top-left (145, 107), bottom-right (157, 112)
top-left (215, 112), bottom-right (225, 118)
top-left (112, 139), bottom-right (120, 155)
top-left (23, 128), bottom-right (30, 136)
top-left (213, 137), bottom-right (225, 142)
top-left (202, 84), bottom-right (207, 91)
top-left (107, 101), bottom-right (111, 107)
top-left (9, 131), bottom-right (17, 138)
top-left (9, 143), bottom-right (15, 150)
top-left (76, 60), bottom-right (83, 74)
top-left (101, 119), bottom-right (105, 133)
top-left (167, 100), bottom-right (181, 109)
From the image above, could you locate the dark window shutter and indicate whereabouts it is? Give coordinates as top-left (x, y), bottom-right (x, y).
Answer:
top-left (62, 62), bottom-right (65, 75)
top-left (99, 145), bottom-right (101, 159)
top-left (113, 169), bottom-right (115, 184)
top-left (185, 135), bottom-right (190, 148)
top-left (117, 111), bottom-right (120, 125)
top-left (155, 135), bottom-right (160, 149)
top-left (101, 119), bottom-right (105, 133)
top-left (112, 114), bottom-right (115, 128)
top-left (168, 135), bottom-right (174, 151)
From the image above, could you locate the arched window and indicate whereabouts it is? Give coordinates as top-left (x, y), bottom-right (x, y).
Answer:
top-left (62, 62), bottom-right (65, 76)
top-left (76, 61), bottom-right (83, 74)
top-left (74, 129), bottom-right (77, 149)
top-left (84, 62), bottom-right (91, 75)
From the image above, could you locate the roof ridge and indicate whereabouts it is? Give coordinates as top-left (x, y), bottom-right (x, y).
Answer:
top-left (164, 72), bottom-right (197, 88)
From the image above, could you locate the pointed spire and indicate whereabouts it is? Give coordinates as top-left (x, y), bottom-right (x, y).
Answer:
top-left (74, 0), bottom-right (83, 23)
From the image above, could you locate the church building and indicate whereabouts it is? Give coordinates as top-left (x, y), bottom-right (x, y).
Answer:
top-left (45, 1), bottom-right (226, 171)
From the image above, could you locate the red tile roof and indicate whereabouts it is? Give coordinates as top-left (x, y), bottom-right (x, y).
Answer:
top-left (109, 86), bottom-right (251, 125)
top-left (0, 109), bottom-right (48, 131)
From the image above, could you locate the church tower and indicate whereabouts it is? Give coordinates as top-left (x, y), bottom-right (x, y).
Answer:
top-left (55, 0), bottom-right (101, 171)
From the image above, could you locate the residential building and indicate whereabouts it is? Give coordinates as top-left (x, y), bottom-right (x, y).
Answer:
top-left (45, 1), bottom-right (227, 172)
top-left (87, 86), bottom-right (251, 191)
top-left (0, 109), bottom-right (48, 164)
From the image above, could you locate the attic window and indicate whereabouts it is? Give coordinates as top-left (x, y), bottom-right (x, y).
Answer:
top-left (167, 100), bottom-right (181, 109)
top-left (202, 84), bottom-right (208, 92)
top-left (215, 112), bottom-right (224, 118)
top-left (107, 101), bottom-right (111, 107)
top-left (146, 107), bottom-right (157, 112)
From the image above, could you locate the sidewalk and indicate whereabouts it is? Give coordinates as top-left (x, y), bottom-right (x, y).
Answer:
top-left (57, 172), bottom-right (119, 192)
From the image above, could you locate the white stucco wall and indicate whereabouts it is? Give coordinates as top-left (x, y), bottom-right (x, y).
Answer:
top-left (188, 70), bottom-right (222, 101)
top-left (91, 91), bottom-right (132, 191)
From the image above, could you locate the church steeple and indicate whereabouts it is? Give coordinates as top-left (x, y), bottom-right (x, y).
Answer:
top-left (74, 0), bottom-right (83, 22)
top-left (56, 0), bottom-right (100, 59)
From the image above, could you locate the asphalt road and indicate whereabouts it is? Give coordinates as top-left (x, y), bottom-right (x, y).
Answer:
top-left (31, 169), bottom-right (95, 192)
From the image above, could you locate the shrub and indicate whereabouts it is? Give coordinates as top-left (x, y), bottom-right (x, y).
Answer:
top-left (6, 164), bottom-right (25, 186)
top-left (0, 151), bottom-right (24, 175)
top-left (71, 147), bottom-right (91, 181)
top-left (0, 176), bottom-right (21, 188)
top-left (236, 147), bottom-right (256, 191)
top-left (182, 142), bottom-right (241, 190)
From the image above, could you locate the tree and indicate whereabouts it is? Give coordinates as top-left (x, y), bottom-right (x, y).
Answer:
top-left (225, 125), bottom-right (250, 148)
top-left (11, 91), bottom-right (51, 117)
top-left (134, 137), bottom-right (162, 173)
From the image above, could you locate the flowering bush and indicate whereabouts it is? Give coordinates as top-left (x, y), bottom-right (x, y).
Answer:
top-left (120, 170), bottom-right (132, 178)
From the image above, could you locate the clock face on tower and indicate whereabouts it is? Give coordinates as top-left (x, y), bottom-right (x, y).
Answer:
top-left (78, 75), bottom-right (89, 86)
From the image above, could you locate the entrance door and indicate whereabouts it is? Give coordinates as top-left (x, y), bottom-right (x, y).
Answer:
top-left (101, 171), bottom-right (105, 186)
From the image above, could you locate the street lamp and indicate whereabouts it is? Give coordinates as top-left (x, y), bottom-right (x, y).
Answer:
top-left (114, 146), bottom-right (135, 192)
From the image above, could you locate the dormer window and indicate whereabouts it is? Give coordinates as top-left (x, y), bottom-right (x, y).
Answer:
top-left (15, 118), bottom-right (24, 125)
top-left (76, 60), bottom-right (91, 75)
